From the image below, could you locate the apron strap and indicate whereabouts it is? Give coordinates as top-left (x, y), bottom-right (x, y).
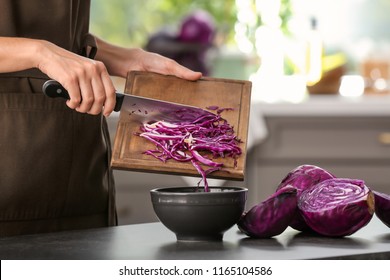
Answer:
top-left (82, 33), bottom-right (98, 59)
top-left (102, 117), bottom-right (118, 226)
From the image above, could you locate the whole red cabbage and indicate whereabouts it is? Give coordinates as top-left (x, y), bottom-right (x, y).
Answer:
top-left (237, 186), bottom-right (297, 238)
top-left (276, 165), bottom-right (335, 231)
top-left (178, 10), bottom-right (215, 44)
top-left (298, 178), bottom-right (374, 237)
top-left (373, 190), bottom-right (390, 227)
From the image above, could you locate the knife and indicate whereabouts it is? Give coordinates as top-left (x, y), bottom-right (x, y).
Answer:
top-left (42, 80), bottom-right (215, 123)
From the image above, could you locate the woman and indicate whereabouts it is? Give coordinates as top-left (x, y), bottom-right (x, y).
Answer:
top-left (0, 0), bottom-right (202, 237)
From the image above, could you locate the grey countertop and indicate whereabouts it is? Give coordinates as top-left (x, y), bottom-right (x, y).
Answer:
top-left (0, 215), bottom-right (389, 260)
top-left (253, 94), bottom-right (390, 117)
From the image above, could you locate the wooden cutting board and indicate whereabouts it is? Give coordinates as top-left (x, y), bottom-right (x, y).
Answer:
top-left (111, 71), bottom-right (252, 181)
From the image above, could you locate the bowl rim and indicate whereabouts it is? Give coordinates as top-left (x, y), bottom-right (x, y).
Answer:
top-left (150, 186), bottom-right (248, 195)
top-left (150, 186), bottom-right (248, 205)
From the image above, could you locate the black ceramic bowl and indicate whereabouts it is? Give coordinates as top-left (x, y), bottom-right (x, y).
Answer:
top-left (150, 186), bottom-right (248, 242)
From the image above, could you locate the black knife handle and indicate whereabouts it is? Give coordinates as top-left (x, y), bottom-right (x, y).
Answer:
top-left (113, 93), bottom-right (124, 112)
top-left (42, 80), bottom-right (70, 99)
top-left (42, 80), bottom-right (122, 112)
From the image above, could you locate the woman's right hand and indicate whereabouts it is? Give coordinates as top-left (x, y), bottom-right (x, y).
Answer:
top-left (36, 40), bottom-right (116, 116)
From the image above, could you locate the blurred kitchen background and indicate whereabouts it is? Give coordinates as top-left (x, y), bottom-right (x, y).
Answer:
top-left (91, 0), bottom-right (390, 225)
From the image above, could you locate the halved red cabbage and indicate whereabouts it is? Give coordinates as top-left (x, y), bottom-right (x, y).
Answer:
top-left (276, 165), bottom-right (335, 231)
top-left (237, 186), bottom-right (297, 238)
top-left (373, 190), bottom-right (390, 227)
top-left (298, 178), bottom-right (374, 237)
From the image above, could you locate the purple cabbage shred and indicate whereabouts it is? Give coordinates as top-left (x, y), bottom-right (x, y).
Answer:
top-left (137, 109), bottom-right (242, 192)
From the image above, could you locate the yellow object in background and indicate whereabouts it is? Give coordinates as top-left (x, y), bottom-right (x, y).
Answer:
top-left (322, 53), bottom-right (347, 73)
top-left (306, 52), bottom-right (347, 94)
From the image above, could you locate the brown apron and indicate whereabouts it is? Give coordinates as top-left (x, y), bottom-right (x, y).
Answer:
top-left (0, 0), bottom-right (117, 237)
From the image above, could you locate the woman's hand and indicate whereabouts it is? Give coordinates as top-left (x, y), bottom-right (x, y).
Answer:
top-left (0, 37), bottom-right (116, 116)
top-left (36, 40), bottom-right (116, 116)
top-left (94, 37), bottom-right (203, 81)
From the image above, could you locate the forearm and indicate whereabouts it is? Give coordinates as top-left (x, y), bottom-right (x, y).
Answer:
top-left (0, 37), bottom-right (43, 73)
top-left (0, 36), bottom-right (116, 116)
top-left (94, 36), bottom-right (133, 77)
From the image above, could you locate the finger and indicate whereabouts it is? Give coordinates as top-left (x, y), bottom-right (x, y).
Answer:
top-left (87, 79), bottom-right (106, 115)
top-left (64, 80), bottom-right (82, 110)
top-left (101, 74), bottom-right (116, 117)
top-left (76, 80), bottom-right (94, 113)
top-left (150, 55), bottom-right (203, 81)
top-left (171, 64), bottom-right (203, 81)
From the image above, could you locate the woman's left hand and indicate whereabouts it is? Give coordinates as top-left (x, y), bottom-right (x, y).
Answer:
top-left (94, 37), bottom-right (203, 81)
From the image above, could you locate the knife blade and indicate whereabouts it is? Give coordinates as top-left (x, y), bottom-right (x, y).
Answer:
top-left (42, 80), bottom-right (216, 123)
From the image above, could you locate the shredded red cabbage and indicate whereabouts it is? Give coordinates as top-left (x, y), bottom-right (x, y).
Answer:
top-left (136, 108), bottom-right (242, 192)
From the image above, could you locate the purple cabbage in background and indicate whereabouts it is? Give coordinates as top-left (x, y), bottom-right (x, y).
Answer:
top-left (373, 190), bottom-right (390, 227)
top-left (276, 165), bottom-right (335, 231)
top-left (237, 186), bottom-right (297, 238)
top-left (178, 10), bottom-right (215, 45)
top-left (298, 178), bottom-right (375, 237)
